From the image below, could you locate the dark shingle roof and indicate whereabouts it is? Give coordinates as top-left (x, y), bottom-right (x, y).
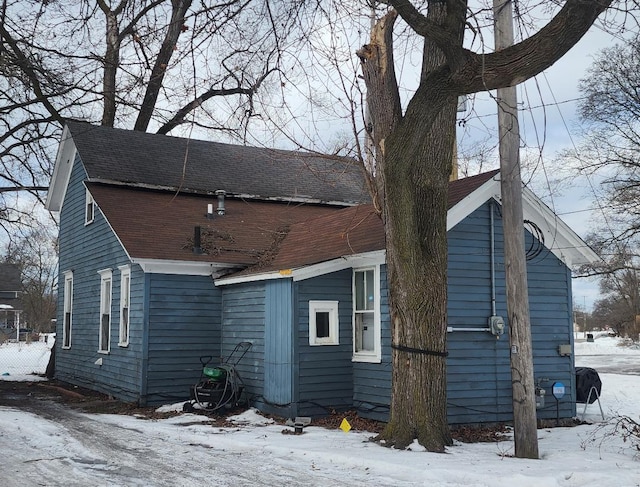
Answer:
top-left (251, 204), bottom-right (383, 273)
top-left (88, 160), bottom-right (498, 272)
top-left (240, 169), bottom-right (501, 274)
top-left (448, 169), bottom-right (499, 205)
top-left (67, 120), bottom-right (369, 205)
top-left (87, 183), bottom-right (342, 265)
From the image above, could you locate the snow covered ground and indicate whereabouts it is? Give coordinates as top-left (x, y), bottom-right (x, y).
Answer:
top-left (1, 336), bottom-right (639, 486)
top-left (0, 338), bottom-right (53, 379)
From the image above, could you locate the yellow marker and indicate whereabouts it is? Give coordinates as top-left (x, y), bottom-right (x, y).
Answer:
top-left (279, 269), bottom-right (292, 276)
top-left (339, 418), bottom-right (351, 433)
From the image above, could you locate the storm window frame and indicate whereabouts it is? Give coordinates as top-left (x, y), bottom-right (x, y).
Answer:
top-left (62, 271), bottom-right (73, 349)
top-left (98, 268), bottom-right (112, 353)
top-left (85, 189), bottom-right (95, 225)
top-left (118, 265), bottom-right (131, 347)
top-left (309, 300), bottom-right (339, 346)
top-left (352, 266), bottom-right (381, 363)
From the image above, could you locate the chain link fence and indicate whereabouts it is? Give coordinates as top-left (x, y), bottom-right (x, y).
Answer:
top-left (0, 332), bottom-right (54, 378)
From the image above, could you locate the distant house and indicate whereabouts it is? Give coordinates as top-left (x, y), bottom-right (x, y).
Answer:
top-left (0, 263), bottom-right (22, 328)
top-left (46, 121), bottom-right (598, 425)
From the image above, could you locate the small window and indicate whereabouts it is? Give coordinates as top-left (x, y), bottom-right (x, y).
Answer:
top-left (85, 189), bottom-right (95, 224)
top-left (309, 300), bottom-right (339, 346)
top-left (353, 267), bottom-right (381, 362)
top-left (118, 266), bottom-right (131, 347)
top-left (62, 271), bottom-right (73, 349)
top-left (98, 269), bottom-right (112, 353)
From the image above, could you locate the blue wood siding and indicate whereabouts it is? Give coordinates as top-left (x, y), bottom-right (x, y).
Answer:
top-left (354, 201), bottom-right (577, 424)
top-left (528, 259), bottom-right (576, 420)
top-left (264, 280), bottom-right (294, 407)
top-left (55, 154), bottom-right (142, 402)
top-left (446, 201), bottom-right (511, 424)
top-left (447, 202), bottom-right (575, 423)
top-left (221, 283), bottom-right (265, 410)
top-left (55, 153), bottom-right (222, 406)
top-left (144, 274), bottom-right (222, 405)
top-left (353, 264), bottom-right (392, 421)
top-left (295, 270), bottom-right (354, 417)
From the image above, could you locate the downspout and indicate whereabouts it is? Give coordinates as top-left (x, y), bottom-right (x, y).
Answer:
top-left (446, 200), bottom-right (501, 334)
top-left (490, 199), bottom-right (497, 316)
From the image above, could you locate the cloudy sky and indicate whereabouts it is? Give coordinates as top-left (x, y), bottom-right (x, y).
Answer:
top-left (453, 11), bottom-right (631, 310)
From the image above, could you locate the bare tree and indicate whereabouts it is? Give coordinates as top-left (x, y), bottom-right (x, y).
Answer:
top-left (567, 34), bottom-right (640, 243)
top-left (0, 0), bottom-right (302, 222)
top-left (353, 0), bottom-right (615, 454)
top-left (567, 34), bottom-right (640, 339)
top-left (582, 235), bottom-right (640, 339)
top-left (0, 0), bottom-right (630, 456)
top-left (2, 226), bottom-right (58, 332)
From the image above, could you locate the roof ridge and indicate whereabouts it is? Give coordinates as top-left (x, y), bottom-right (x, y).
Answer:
top-left (64, 121), bottom-right (370, 206)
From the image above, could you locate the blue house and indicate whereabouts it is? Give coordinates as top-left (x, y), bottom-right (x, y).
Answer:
top-left (46, 121), bottom-right (598, 425)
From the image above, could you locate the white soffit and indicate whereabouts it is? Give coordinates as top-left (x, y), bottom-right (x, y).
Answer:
top-left (215, 250), bottom-right (386, 286)
top-left (447, 174), bottom-right (598, 266)
top-left (521, 187), bottom-right (600, 266)
top-left (45, 125), bottom-right (76, 212)
top-left (446, 175), bottom-right (501, 231)
top-left (131, 258), bottom-right (234, 276)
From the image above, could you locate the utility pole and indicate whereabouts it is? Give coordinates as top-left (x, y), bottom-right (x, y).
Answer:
top-left (494, 0), bottom-right (539, 459)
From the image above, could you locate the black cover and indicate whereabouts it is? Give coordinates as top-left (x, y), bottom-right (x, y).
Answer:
top-left (575, 367), bottom-right (602, 404)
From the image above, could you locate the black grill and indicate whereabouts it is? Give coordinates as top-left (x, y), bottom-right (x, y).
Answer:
top-left (576, 367), bottom-right (602, 404)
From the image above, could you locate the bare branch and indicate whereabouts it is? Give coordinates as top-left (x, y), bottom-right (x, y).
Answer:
top-left (457, 0), bottom-right (614, 93)
top-left (0, 24), bottom-right (64, 125)
top-left (134, 0), bottom-right (193, 131)
top-left (156, 66), bottom-right (278, 135)
top-left (0, 186), bottom-right (48, 193)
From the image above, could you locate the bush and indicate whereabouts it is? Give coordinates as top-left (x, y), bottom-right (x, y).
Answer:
top-left (582, 415), bottom-right (640, 459)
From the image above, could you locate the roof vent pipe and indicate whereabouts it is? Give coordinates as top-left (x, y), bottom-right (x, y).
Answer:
top-left (216, 190), bottom-right (226, 215)
top-left (193, 226), bottom-right (203, 254)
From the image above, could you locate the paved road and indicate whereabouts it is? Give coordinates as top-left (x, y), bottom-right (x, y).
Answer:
top-left (575, 354), bottom-right (640, 375)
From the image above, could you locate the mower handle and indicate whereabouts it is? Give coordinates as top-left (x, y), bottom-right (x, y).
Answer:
top-left (199, 355), bottom-right (214, 366)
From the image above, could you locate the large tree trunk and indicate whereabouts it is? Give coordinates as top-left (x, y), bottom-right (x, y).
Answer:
top-left (358, 7), bottom-right (456, 452)
top-left (379, 93), bottom-right (456, 450)
top-left (359, 0), bottom-right (611, 452)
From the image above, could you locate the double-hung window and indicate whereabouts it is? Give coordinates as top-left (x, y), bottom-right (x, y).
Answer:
top-left (62, 271), bottom-right (73, 349)
top-left (98, 269), bottom-right (112, 353)
top-left (118, 265), bottom-right (131, 347)
top-left (353, 267), bottom-right (381, 362)
top-left (85, 189), bottom-right (95, 225)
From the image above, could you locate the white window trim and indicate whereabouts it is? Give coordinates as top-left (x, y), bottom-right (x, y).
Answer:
top-left (309, 300), bottom-right (339, 346)
top-left (62, 271), bottom-right (73, 349)
top-left (352, 266), bottom-right (381, 363)
top-left (98, 268), bottom-right (112, 354)
top-left (118, 265), bottom-right (131, 347)
top-left (85, 189), bottom-right (95, 225)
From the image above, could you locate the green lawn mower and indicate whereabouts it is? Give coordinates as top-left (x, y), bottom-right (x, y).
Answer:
top-left (183, 341), bottom-right (252, 413)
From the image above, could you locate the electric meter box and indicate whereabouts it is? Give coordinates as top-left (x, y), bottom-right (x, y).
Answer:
top-left (489, 315), bottom-right (505, 337)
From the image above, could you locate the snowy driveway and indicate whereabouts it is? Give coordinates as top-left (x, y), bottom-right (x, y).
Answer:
top-left (2, 336), bottom-right (640, 487)
top-left (0, 389), bottom-right (362, 487)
